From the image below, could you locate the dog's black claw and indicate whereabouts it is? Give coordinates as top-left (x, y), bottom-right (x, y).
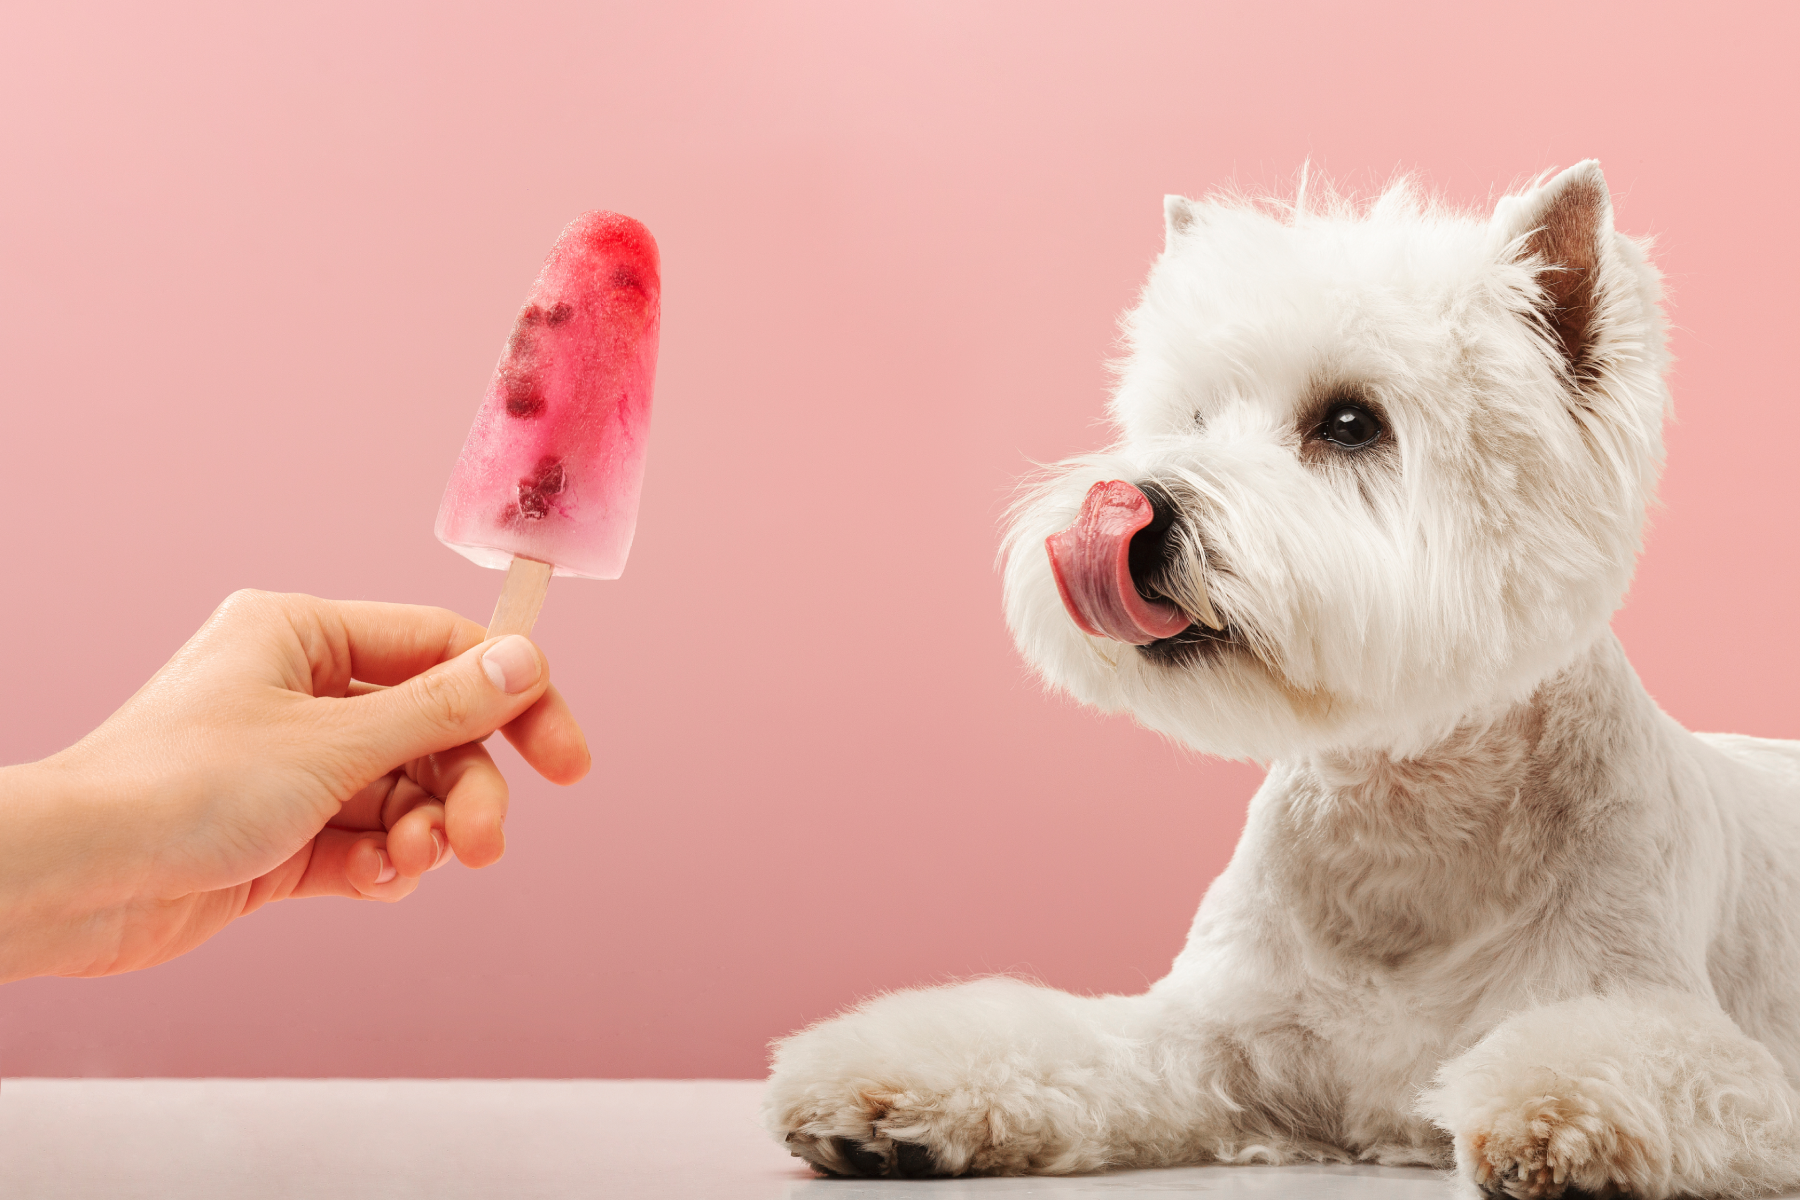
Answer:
top-left (832, 1137), bottom-right (890, 1177)
top-left (1476, 1176), bottom-right (1518, 1200)
top-left (892, 1140), bottom-right (941, 1178)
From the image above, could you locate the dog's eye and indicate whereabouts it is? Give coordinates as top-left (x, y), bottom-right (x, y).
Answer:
top-left (1320, 404), bottom-right (1382, 449)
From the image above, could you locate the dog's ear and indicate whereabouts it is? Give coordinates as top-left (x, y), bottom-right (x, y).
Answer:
top-left (1493, 161), bottom-right (1614, 384)
top-left (1164, 195), bottom-right (1198, 249)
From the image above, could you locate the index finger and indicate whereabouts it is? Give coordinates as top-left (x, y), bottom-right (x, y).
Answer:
top-left (281, 596), bottom-right (492, 693)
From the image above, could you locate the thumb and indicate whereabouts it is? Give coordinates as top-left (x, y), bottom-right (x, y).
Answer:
top-left (325, 635), bottom-right (548, 780)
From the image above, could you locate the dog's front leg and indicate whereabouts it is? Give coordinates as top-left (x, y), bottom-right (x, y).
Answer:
top-left (1421, 991), bottom-right (1800, 1199)
top-left (763, 976), bottom-right (1251, 1177)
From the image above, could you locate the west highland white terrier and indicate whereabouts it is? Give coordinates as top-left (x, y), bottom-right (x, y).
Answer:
top-left (763, 162), bottom-right (1800, 1199)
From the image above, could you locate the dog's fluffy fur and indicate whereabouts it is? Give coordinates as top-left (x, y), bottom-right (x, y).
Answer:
top-left (763, 163), bottom-right (1800, 1199)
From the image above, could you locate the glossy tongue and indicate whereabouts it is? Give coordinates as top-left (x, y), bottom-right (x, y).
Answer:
top-left (1045, 481), bottom-right (1193, 644)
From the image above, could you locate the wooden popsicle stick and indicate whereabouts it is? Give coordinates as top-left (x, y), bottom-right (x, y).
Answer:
top-left (487, 556), bottom-right (554, 638)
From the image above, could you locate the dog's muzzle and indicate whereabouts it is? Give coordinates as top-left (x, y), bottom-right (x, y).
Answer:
top-left (1045, 480), bottom-right (1218, 644)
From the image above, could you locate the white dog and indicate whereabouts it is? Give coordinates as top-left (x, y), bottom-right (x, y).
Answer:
top-left (763, 163), bottom-right (1800, 1199)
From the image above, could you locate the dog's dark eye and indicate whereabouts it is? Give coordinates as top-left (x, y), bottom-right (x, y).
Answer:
top-left (1320, 404), bottom-right (1382, 449)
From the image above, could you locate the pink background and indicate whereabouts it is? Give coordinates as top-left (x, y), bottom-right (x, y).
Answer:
top-left (1, 2), bottom-right (1796, 1078)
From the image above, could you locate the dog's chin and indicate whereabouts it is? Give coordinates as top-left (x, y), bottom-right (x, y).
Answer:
top-left (1135, 621), bottom-right (1245, 668)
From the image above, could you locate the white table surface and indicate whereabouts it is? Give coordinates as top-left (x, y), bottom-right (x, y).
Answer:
top-left (0, 1078), bottom-right (1466, 1198)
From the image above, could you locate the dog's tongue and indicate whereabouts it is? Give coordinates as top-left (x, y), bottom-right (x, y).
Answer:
top-left (1045, 481), bottom-right (1193, 645)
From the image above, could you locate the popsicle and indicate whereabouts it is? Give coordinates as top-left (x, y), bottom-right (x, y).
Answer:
top-left (435, 211), bottom-right (661, 636)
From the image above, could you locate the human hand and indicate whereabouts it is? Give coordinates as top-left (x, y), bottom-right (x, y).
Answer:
top-left (0, 590), bottom-right (590, 982)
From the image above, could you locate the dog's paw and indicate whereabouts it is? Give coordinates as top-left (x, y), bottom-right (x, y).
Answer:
top-left (773, 1082), bottom-right (1006, 1178)
top-left (1420, 994), bottom-right (1800, 1200)
top-left (1459, 1091), bottom-right (1635, 1199)
top-left (764, 979), bottom-right (1121, 1177)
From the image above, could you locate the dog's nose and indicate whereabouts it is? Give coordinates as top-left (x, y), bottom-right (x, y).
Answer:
top-left (1126, 481), bottom-right (1181, 600)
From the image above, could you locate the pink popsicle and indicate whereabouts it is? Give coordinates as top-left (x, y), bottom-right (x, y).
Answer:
top-left (436, 211), bottom-right (661, 593)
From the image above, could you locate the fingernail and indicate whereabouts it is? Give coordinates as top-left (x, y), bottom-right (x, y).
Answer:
top-left (430, 829), bottom-right (449, 870)
top-left (481, 635), bottom-right (541, 694)
top-left (374, 847), bottom-right (397, 885)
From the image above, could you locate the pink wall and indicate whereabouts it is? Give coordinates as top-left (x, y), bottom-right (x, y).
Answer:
top-left (1, 1), bottom-right (1796, 1078)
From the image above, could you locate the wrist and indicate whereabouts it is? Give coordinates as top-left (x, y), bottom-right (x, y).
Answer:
top-left (0, 756), bottom-right (133, 981)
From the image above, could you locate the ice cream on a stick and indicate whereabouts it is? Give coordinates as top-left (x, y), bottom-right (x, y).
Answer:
top-left (435, 211), bottom-right (661, 636)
